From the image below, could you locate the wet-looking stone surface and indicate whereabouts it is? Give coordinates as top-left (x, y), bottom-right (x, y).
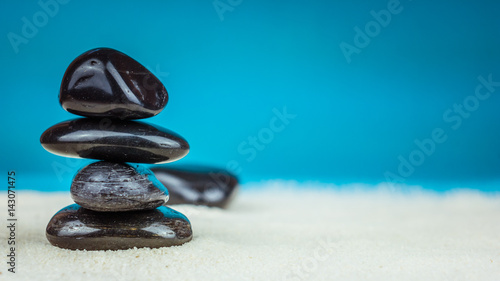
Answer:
top-left (71, 161), bottom-right (169, 212)
top-left (46, 204), bottom-right (192, 250)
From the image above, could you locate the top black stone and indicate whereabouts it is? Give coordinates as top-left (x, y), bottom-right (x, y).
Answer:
top-left (59, 48), bottom-right (168, 120)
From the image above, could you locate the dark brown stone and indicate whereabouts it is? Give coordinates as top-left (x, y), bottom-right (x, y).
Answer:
top-left (40, 118), bottom-right (189, 164)
top-left (46, 204), bottom-right (192, 250)
top-left (71, 161), bottom-right (168, 212)
top-left (59, 48), bottom-right (168, 120)
top-left (151, 165), bottom-right (239, 208)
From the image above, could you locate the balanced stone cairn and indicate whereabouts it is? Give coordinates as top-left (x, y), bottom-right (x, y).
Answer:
top-left (40, 48), bottom-right (193, 250)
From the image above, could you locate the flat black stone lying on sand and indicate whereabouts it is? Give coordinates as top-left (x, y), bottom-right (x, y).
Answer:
top-left (151, 165), bottom-right (239, 208)
top-left (46, 204), bottom-right (192, 250)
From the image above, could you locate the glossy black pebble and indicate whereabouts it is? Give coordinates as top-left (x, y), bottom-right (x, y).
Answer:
top-left (46, 204), bottom-right (192, 250)
top-left (40, 118), bottom-right (189, 164)
top-left (71, 161), bottom-right (169, 212)
top-left (151, 165), bottom-right (239, 208)
top-left (60, 48), bottom-right (168, 120)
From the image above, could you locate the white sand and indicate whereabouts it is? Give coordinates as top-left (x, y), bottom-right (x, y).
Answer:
top-left (1, 181), bottom-right (499, 281)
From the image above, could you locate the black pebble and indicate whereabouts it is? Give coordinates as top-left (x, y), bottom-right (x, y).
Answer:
top-left (40, 118), bottom-right (189, 164)
top-left (46, 204), bottom-right (193, 250)
top-left (59, 47), bottom-right (168, 120)
top-left (71, 161), bottom-right (169, 212)
top-left (151, 165), bottom-right (239, 208)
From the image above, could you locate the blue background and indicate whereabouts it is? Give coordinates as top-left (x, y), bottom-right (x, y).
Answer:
top-left (1, 0), bottom-right (500, 191)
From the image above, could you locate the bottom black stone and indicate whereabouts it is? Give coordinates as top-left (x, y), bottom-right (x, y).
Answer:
top-left (46, 204), bottom-right (192, 250)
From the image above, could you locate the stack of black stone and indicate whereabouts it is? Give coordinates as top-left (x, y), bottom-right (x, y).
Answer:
top-left (40, 48), bottom-right (193, 250)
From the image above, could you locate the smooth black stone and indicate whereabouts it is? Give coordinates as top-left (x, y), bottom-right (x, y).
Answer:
top-left (59, 47), bottom-right (168, 120)
top-left (46, 204), bottom-right (192, 250)
top-left (150, 165), bottom-right (239, 208)
top-left (71, 161), bottom-right (168, 212)
top-left (40, 118), bottom-right (189, 164)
